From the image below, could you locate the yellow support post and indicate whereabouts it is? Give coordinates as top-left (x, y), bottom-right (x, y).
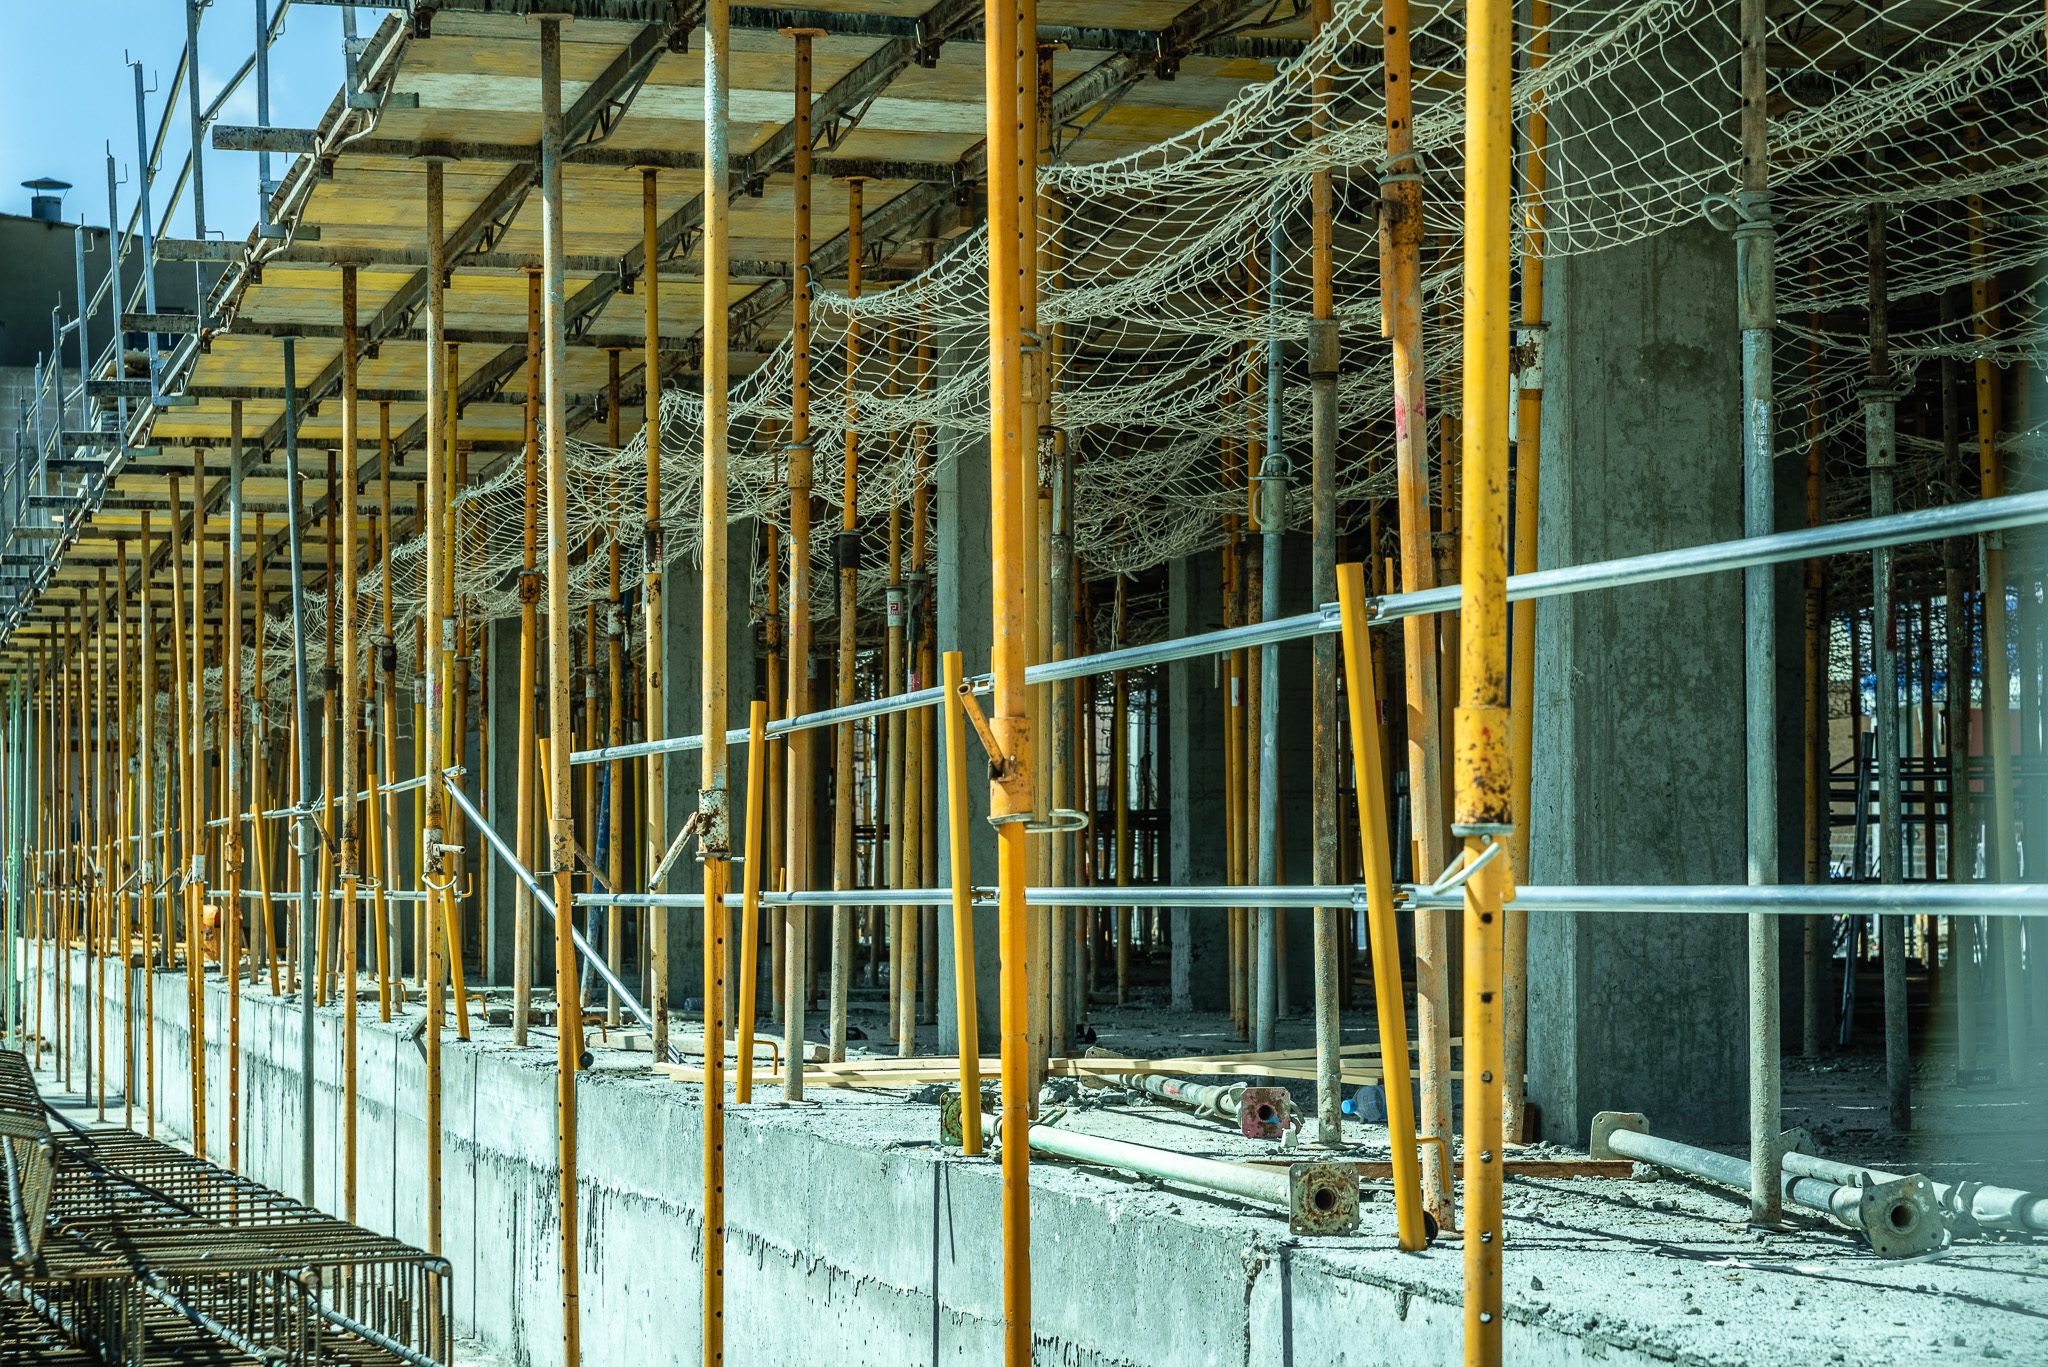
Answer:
top-left (93, 570), bottom-right (107, 1123)
top-left (701, 3), bottom-right (734, 1359)
top-left (115, 544), bottom-right (133, 1134)
top-left (167, 470), bottom-right (203, 1155)
top-left (224, 401), bottom-right (245, 1166)
top-left (1337, 564), bottom-right (1428, 1250)
top-left (1381, 0), bottom-right (1454, 1218)
top-left (829, 174), bottom-right (867, 1064)
top-left (138, 514), bottom-right (155, 1133)
top-left (378, 403), bottom-right (399, 1018)
top-left (1113, 582), bottom-right (1129, 1006)
top-left (1503, 0), bottom-right (1550, 1147)
top-left (780, 23), bottom-right (825, 1104)
top-left (606, 527), bottom-right (624, 1031)
top-left (737, 701), bottom-right (768, 1102)
top-left (642, 166), bottom-right (670, 1063)
top-left (942, 651), bottom-right (982, 1154)
top-left (767, 523), bottom-right (785, 1022)
top-left (887, 494), bottom-right (906, 1051)
top-left (982, 0), bottom-right (1035, 1354)
top-left (537, 21), bottom-right (583, 1364)
top-left (1459, 0), bottom-right (1514, 1355)
top-left (443, 354), bottom-right (473, 1043)
top-left (366, 745), bottom-right (389, 1013)
top-left (254, 510), bottom-right (279, 1000)
top-left (319, 451), bottom-right (338, 1008)
top-left (421, 158), bottom-right (450, 1258)
top-left (339, 263), bottom-right (363, 1221)
top-left (516, 272), bottom-right (543, 1049)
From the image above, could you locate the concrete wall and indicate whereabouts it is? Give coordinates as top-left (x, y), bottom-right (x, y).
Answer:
top-left (31, 953), bottom-right (1670, 1367)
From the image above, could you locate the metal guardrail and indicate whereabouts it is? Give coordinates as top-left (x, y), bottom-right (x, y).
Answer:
top-left (572, 880), bottom-right (2048, 918)
top-left (571, 489), bottom-right (2048, 768)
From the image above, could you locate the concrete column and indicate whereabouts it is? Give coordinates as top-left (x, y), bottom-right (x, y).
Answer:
top-left (483, 619), bottom-right (522, 987)
top-left (1165, 537), bottom-right (1316, 1013)
top-left (934, 409), bottom-right (1000, 1051)
top-left (1529, 220), bottom-right (1747, 1145)
top-left (662, 520), bottom-right (760, 1009)
top-left (1169, 550), bottom-right (1229, 1009)
top-left (1267, 532), bottom-right (1317, 1018)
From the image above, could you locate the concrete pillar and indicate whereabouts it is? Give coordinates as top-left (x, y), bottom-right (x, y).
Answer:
top-left (1528, 220), bottom-right (1748, 1145)
top-left (483, 619), bottom-right (523, 988)
top-left (1169, 550), bottom-right (1229, 1009)
top-left (1266, 531), bottom-right (1317, 1018)
top-left (661, 520), bottom-right (760, 1009)
top-left (1166, 537), bottom-right (1316, 1014)
top-left (934, 407), bottom-right (1000, 1052)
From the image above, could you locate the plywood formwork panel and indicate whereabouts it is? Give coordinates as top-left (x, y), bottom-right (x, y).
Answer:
top-left (580, 285), bottom-right (728, 339)
top-left (230, 268), bottom-right (420, 330)
top-left (614, 34), bottom-right (892, 159)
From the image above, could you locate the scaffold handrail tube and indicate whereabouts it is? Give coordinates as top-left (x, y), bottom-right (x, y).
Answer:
top-left (201, 775), bottom-right (430, 828)
top-left (203, 889), bottom-right (430, 903)
top-left (568, 487), bottom-right (2048, 768)
top-left (574, 882), bottom-right (2048, 917)
top-left (438, 769), bottom-right (659, 1037)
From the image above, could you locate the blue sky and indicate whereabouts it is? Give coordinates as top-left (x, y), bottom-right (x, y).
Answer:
top-left (0, 2), bottom-right (371, 238)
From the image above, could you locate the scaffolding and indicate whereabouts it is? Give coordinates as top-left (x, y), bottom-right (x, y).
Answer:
top-left (0, 2), bottom-right (2043, 1365)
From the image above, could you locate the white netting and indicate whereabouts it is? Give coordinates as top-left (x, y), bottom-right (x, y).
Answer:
top-left (236, 0), bottom-right (2041, 700)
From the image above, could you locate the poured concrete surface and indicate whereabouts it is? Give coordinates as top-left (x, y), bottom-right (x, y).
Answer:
top-left (26, 953), bottom-right (2048, 1366)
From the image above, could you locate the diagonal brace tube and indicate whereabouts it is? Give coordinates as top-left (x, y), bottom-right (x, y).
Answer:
top-left (438, 769), bottom-right (663, 1045)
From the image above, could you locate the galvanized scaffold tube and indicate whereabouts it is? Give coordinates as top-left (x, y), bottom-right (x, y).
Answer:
top-left (1254, 213), bottom-right (1286, 1054)
top-left (829, 175), bottom-right (864, 1065)
top-left (1733, 0), bottom-right (1783, 1226)
top-left (128, 59), bottom-right (162, 394)
top-left (1592, 1115), bottom-right (1947, 1258)
top-left (1305, 0), bottom-right (1344, 1149)
top-left (567, 488), bottom-right (2048, 775)
top-left (976, 1110), bottom-right (1357, 1235)
top-left (5, 681), bottom-right (18, 1047)
top-left (1779, 1145), bottom-right (2048, 1236)
top-left (440, 773), bottom-right (653, 1032)
top-left (781, 23), bottom-right (823, 1105)
top-left (1865, 186), bottom-right (1910, 1133)
top-left (279, 337), bottom-right (318, 1206)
